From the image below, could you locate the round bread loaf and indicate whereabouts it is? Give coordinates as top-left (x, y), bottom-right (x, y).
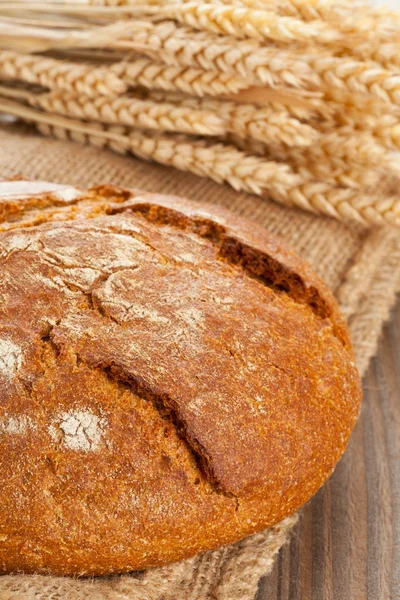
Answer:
top-left (0, 179), bottom-right (362, 576)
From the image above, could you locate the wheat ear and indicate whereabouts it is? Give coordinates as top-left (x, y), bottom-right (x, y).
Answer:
top-left (0, 50), bottom-right (127, 97)
top-left (159, 4), bottom-right (340, 44)
top-left (324, 90), bottom-right (398, 121)
top-left (269, 130), bottom-right (400, 173)
top-left (0, 96), bottom-right (301, 198)
top-left (291, 161), bottom-right (399, 196)
top-left (316, 130), bottom-right (400, 171)
top-left (285, 182), bottom-right (400, 225)
top-left (308, 55), bottom-right (400, 107)
top-left (110, 57), bottom-right (250, 96)
top-left (125, 23), bottom-right (400, 104)
top-left (0, 81), bottom-right (319, 148)
top-left (119, 21), bottom-right (317, 88)
top-left (29, 92), bottom-right (226, 136)
top-left (37, 122), bottom-right (400, 225)
top-left (87, 0), bottom-right (394, 29)
top-left (226, 132), bottom-right (393, 193)
top-left (146, 94), bottom-right (319, 147)
top-left (348, 41), bottom-right (400, 73)
top-left (24, 87), bottom-right (319, 146)
top-left (32, 119), bottom-right (400, 227)
top-left (232, 125), bottom-right (400, 174)
top-left (80, 0), bottom-right (337, 19)
top-left (344, 117), bottom-right (400, 153)
top-left (207, 0), bottom-right (352, 21)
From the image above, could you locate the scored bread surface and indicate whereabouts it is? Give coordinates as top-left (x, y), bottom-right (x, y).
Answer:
top-left (0, 180), bottom-right (362, 575)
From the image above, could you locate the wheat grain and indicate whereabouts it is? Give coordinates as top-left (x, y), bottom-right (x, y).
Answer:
top-left (110, 57), bottom-right (249, 96)
top-left (30, 92), bottom-right (226, 136)
top-left (0, 50), bottom-right (127, 97)
top-left (121, 21), bottom-right (316, 88)
top-left (348, 42), bottom-right (400, 73)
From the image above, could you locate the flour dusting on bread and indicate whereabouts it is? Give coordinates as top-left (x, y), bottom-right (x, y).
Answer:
top-left (0, 415), bottom-right (36, 435)
top-left (0, 339), bottom-right (22, 378)
top-left (49, 410), bottom-right (106, 452)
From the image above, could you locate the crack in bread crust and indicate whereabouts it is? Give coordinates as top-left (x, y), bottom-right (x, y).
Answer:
top-left (0, 181), bottom-right (349, 348)
top-left (107, 200), bottom-right (344, 339)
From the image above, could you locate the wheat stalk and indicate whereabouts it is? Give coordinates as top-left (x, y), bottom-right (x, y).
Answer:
top-left (0, 50), bottom-right (127, 96)
top-left (110, 57), bottom-right (250, 96)
top-left (116, 21), bottom-right (317, 88)
top-left (0, 1), bottom-right (399, 228)
top-left (0, 19), bottom-right (154, 53)
top-left (222, 87), bottom-right (331, 121)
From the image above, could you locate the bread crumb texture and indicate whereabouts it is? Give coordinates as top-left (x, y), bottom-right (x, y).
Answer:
top-left (0, 180), bottom-right (362, 576)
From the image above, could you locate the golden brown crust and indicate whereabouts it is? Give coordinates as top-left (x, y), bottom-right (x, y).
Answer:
top-left (0, 180), bottom-right (362, 575)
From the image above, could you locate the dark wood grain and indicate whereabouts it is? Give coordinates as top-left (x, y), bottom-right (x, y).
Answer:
top-left (257, 298), bottom-right (400, 600)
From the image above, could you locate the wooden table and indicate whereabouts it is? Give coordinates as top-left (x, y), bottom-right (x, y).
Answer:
top-left (257, 300), bottom-right (400, 600)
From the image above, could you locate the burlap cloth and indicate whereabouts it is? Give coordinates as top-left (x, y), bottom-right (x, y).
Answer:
top-left (0, 123), bottom-right (399, 600)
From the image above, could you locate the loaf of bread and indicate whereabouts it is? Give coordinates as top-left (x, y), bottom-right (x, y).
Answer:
top-left (0, 179), bottom-right (362, 576)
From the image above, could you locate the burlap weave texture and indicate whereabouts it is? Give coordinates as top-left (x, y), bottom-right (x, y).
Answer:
top-left (0, 124), bottom-right (399, 600)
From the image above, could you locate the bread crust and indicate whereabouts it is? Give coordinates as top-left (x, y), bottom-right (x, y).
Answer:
top-left (0, 180), bottom-right (362, 575)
